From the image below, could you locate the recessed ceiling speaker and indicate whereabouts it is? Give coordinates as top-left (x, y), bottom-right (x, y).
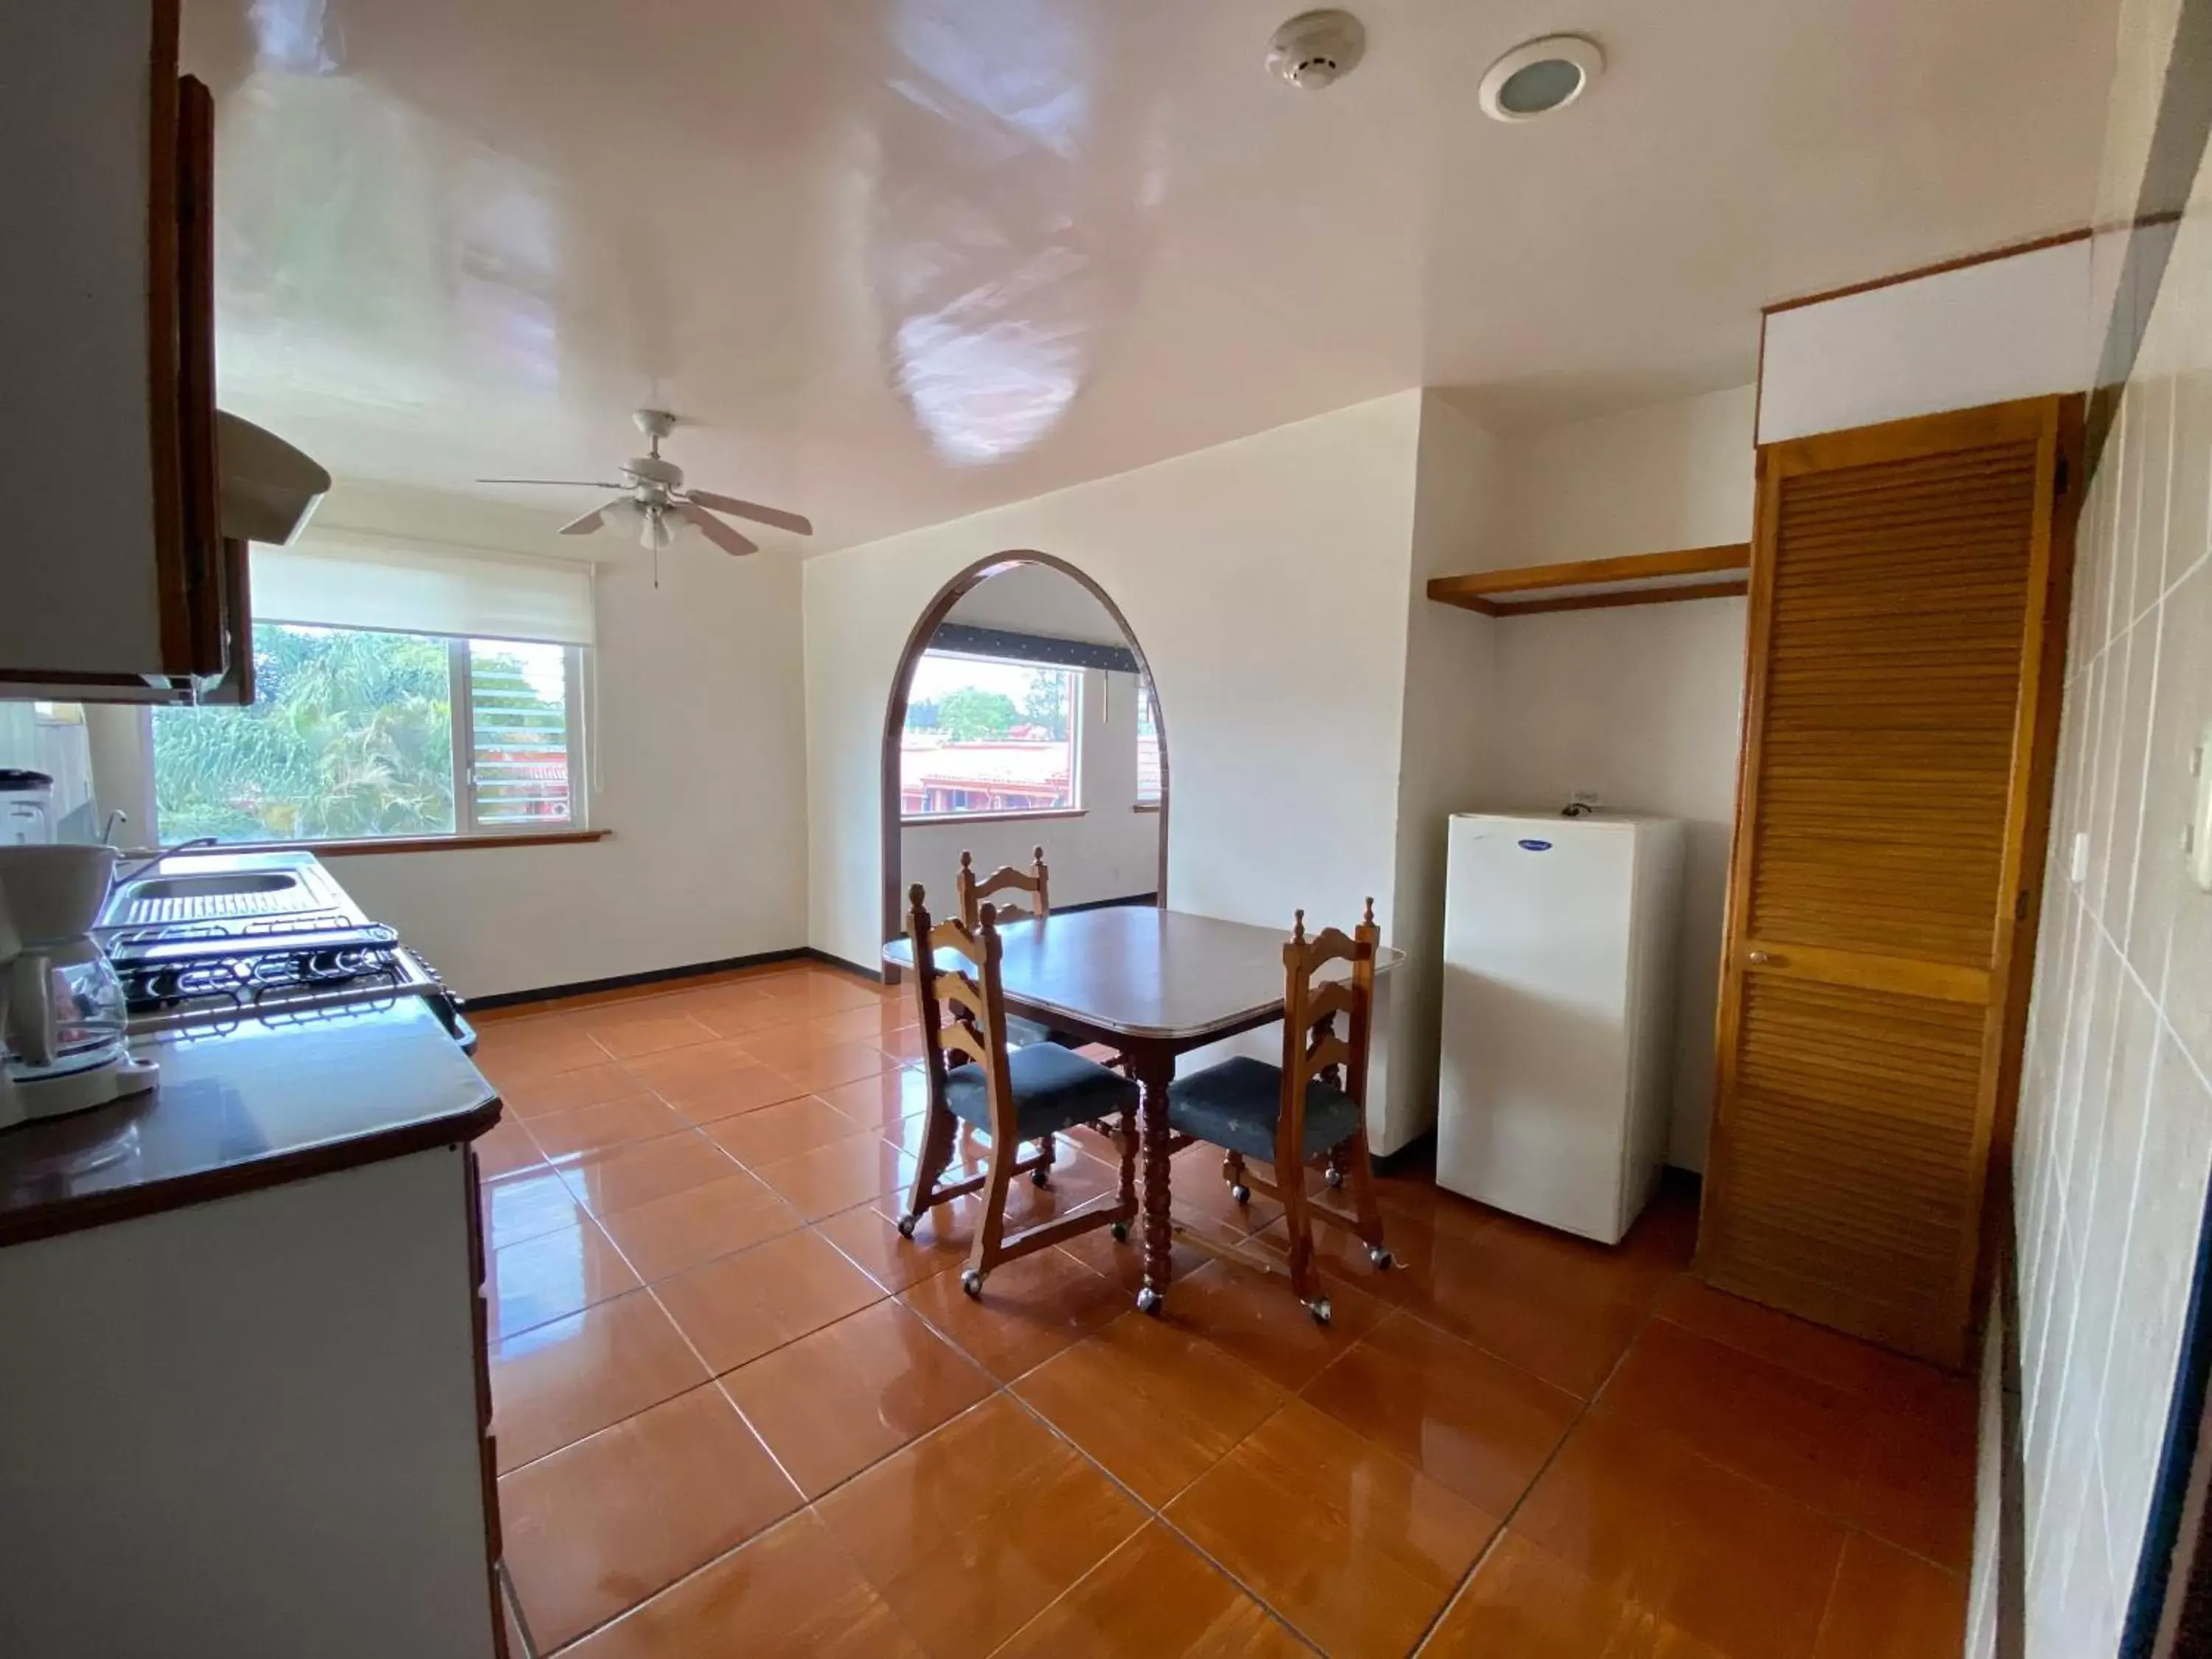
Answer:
top-left (1478, 35), bottom-right (1603, 122)
top-left (1267, 10), bottom-right (1367, 90)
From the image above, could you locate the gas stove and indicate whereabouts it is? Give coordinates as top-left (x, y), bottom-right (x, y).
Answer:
top-left (100, 874), bottom-right (475, 1048)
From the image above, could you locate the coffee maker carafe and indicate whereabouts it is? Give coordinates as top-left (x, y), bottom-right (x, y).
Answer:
top-left (0, 845), bottom-right (156, 1127)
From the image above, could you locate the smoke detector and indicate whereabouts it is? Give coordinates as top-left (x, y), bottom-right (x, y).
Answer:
top-left (1267, 10), bottom-right (1366, 90)
top-left (1478, 35), bottom-right (1604, 122)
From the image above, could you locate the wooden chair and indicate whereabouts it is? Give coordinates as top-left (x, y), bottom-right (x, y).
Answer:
top-left (959, 845), bottom-right (1131, 1159)
top-left (955, 848), bottom-right (1063, 1051)
top-left (1164, 900), bottom-right (1391, 1324)
top-left (898, 884), bottom-right (1139, 1298)
top-left (956, 846), bottom-right (1049, 928)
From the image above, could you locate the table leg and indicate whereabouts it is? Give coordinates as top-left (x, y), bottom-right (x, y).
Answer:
top-left (1133, 1054), bottom-right (1175, 1315)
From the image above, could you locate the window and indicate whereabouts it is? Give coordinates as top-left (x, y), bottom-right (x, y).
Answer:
top-left (1135, 682), bottom-right (1161, 806)
top-left (150, 534), bottom-right (594, 846)
top-left (900, 651), bottom-right (1079, 818)
top-left (153, 625), bottom-right (585, 844)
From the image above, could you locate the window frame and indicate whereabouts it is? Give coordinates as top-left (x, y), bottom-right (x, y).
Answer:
top-left (151, 621), bottom-right (592, 849)
top-left (451, 636), bottom-right (591, 836)
top-left (897, 650), bottom-right (1082, 824)
top-left (1133, 679), bottom-right (1162, 809)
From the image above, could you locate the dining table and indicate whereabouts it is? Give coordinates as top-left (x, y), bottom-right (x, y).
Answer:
top-left (881, 903), bottom-right (1402, 1312)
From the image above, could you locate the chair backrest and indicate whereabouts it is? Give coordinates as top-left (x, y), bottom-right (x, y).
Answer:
top-left (905, 883), bottom-right (1017, 1135)
top-left (1274, 898), bottom-right (1380, 1164)
top-left (957, 846), bottom-right (1050, 928)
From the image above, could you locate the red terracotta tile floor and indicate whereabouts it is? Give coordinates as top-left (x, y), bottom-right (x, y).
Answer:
top-left (473, 964), bottom-right (1976, 1658)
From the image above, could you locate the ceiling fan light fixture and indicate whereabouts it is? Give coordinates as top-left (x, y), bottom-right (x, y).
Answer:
top-left (476, 408), bottom-right (812, 563)
top-left (1478, 35), bottom-right (1602, 122)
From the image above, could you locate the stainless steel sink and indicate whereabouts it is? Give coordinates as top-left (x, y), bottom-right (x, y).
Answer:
top-left (109, 865), bottom-right (324, 926)
top-left (129, 872), bottom-right (299, 902)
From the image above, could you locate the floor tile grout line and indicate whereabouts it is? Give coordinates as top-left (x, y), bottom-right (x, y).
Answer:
top-left (500, 1114), bottom-right (1975, 1645)
top-left (1803, 1525), bottom-right (1858, 1659)
top-left (496, 1559), bottom-right (540, 1659)
top-left (530, 1388), bottom-right (1012, 1656)
top-left (829, 1197), bottom-right (1346, 1650)
top-left (503, 1158), bottom-right (1970, 1612)
top-left (1590, 1311), bottom-right (1975, 1581)
top-left (490, 1214), bottom-right (907, 1481)
top-left (992, 1346), bottom-right (1330, 1657)
top-left (1366, 1227), bottom-right (1979, 1584)
top-left (1398, 1301), bottom-right (1663, 1659)
top-left (508, 1226), bottom-right (1539, 1656)
top-left (1404, 1289), bottom-right (1667, 1655)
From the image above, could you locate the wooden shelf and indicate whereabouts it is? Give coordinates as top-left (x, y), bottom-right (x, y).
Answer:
top-left (1425, 543), bottom-right (1751, 616)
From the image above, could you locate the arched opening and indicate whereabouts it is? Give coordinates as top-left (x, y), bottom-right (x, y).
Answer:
top-left (879, 552), bottom-right (1169, 971)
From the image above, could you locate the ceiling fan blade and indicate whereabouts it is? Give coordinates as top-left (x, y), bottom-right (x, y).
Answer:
top-left (476, 477), bottom-right (627, 489)
top-left (557, 503), bottom-right (611, 535)
top-left (678, 501), bottom-right (758, 557)
top-left (683, 490), bottom-right (813, 537)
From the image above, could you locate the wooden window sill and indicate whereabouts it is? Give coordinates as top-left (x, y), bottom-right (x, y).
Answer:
top-left (901, 808), bottom-right (1087, 828)
top-left (1131, 801), bottom-right (1161, 814)
top-left (251, 829), bottom-right (611, 858)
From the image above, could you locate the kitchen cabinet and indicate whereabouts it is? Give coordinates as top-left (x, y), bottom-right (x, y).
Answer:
top-left (0, 1001), bottom-right (509, 1658)
top-left (1697, 394), bottom-right (2077, 1367)
top-left (0, 0), bottom-right (241, 700)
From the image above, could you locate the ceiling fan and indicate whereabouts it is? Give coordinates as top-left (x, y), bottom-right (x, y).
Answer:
top-left (479, 408), bottom-right (812, 557)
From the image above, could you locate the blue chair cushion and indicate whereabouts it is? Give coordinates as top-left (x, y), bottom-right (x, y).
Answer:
top-left (945, 1041), bottom-right (1138, 1140)
top-left (1166, 1054), bottom-right (1363, 1166)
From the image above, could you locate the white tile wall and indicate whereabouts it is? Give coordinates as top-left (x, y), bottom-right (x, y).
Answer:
top-left (1994, 27), bottom-right (2212, 1647)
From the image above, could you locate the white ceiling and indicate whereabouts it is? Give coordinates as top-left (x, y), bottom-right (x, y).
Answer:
top-left (184, 0), bottom-right (2116, 554)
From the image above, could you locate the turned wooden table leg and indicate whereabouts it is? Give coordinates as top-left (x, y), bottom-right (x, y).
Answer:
top-left (1133, 1052), bottom-right (1175, 1314)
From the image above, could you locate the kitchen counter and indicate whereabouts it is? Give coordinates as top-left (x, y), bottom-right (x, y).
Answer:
top-left (0, 998), bottom-right (500, 1248)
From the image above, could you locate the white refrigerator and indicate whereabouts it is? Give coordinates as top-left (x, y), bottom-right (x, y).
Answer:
top-left (1436, 811), bottom-right (1685, 1244)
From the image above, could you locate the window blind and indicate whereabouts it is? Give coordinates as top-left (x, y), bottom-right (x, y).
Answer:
top-left (250, 532), bottom-right (596, 646)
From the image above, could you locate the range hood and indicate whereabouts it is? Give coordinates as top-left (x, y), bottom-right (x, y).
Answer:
top-left (215, 412), bottom-right (330, 546)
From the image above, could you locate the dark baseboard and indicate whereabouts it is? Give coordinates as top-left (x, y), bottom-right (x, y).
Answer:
top-left (1056, 891), bottom-right (1158, 916)
top-left (1369, 1130), bottom-right (1433, 1178)
top-left (467, 947), bottom-right (813, 1012)
top-left (804, 946), bottom-right (886, 984)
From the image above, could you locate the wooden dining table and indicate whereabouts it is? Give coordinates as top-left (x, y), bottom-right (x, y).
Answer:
top-left (882, 904), bottom-right (1402, 1312)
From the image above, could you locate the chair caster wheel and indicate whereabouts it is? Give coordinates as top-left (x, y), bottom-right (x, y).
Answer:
top-left (1307, 1297), bottom-right (1333, 1326)
top-left (1110, 1220), bottom-right (1130, 1242)
top-left (1032, 1166), bottom-right (1052, 1188)
top-left (1135, 1287), bottom-right (1164, 1316)
top-left (1229, 1183), bottom-right (1251, 1206)
top-left (1368, 1246), bottom-right (1394, 1270)
top-left (895, 1214), bottom-right (919, 1239)
top-left (961, 1269), bottom-right (984, 1299)
top-left (1324, 1166), bottom-right (1345, 1188)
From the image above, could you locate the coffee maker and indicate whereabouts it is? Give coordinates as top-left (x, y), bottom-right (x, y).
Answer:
top-left (0, 845), bottom-right (157, 1127)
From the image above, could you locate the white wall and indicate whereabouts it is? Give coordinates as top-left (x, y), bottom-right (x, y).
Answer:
top-left (806, 394), bottom-right (1426, 1116)
top-left (1759, 239), bottom-right (2096, 444)
top-left (900, 665), bottom-right (1162, 913)
top-left (1384, 393), bottom-right (1503, 1152)
top-left (1484, 385), bottom-right (1756, 1169)
top-left (1993, 18), bottom-right (2212, 1646)
top-left (97, 482), bottom-right (811, 1000)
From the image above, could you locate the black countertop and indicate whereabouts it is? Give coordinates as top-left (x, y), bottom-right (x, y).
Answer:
top-left (0, 998), bottom-right (500, 1248)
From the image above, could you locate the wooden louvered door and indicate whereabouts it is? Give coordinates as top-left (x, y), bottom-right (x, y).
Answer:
top-left (1699, 395), bottom-right (2078, 1367)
